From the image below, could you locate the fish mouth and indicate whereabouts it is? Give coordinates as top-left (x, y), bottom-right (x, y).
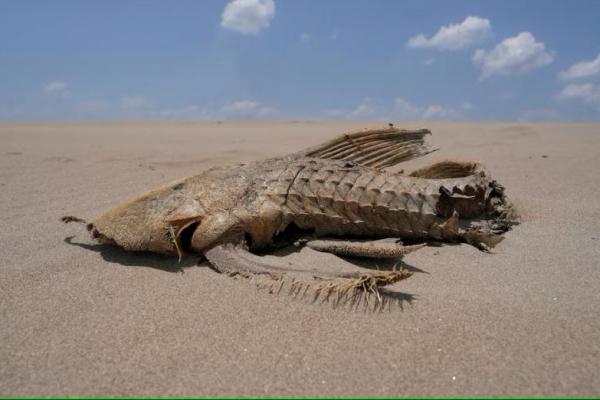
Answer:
top-left (61, 215), bottom-right (117, 245)
top-left (62, 214), bottom-right (201, 256)
top-left (86, 222), bottom-right (116, 245)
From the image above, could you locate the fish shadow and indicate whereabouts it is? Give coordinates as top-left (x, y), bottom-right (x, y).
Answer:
top-left (64, 236), bottom-right (417, 309)
top-left (64, 236), bottom-right (200, 273)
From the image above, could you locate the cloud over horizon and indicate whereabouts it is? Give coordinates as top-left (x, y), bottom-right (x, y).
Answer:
top-left (473, 32), bottom-right (554, 79)
top-left (160, 99), bottom-right (277, 120)
top-left (221, 99), bottom-right (277, 117)
top-left (557, 83), bottom-right (600, 108)
top-left (43, 81), bottom-right (68, 93)
top-left (559, 52), bottom-right (600, 80)
top-left (325, 97), bottom-right (462, 121)
top-left (395, 98), bottom-right (458, 120)
top-left (221, 0), bottom-right (275, 34)
top-left (407, 16), bottom-right (491, 50)
top-left (3, 2), bottom-right (600, 121)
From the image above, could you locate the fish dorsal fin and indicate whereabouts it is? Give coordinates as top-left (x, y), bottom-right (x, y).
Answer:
top-left (294, 126), bottom-right (436, 170)
top-left (408, 161), bottom-right (481, 179)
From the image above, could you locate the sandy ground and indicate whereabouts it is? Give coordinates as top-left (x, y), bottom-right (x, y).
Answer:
top-left (1, 121), bottom-right (599, 396)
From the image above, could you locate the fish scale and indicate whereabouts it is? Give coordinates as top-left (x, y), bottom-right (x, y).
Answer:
top-left (257, 158), bottom-right (488, 240)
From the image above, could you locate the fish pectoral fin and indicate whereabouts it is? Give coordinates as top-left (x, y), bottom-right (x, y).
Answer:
top-left (205, 243), bottom-right (286, 278)
top-left (293, 125), bottom-right (436, 170)
top-left (305, 238), bottom-right (426, 258)
top-left (189, 212), bottom-right (244, 252)
top-left (204, 243), bottom-right (413, 310)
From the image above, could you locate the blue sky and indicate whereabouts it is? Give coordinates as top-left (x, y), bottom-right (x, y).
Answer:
top-left (1, 0), bottom-right (600, 121)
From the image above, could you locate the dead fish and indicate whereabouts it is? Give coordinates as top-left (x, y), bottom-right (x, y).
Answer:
top-left (63, 126), bottom-right (518, 309)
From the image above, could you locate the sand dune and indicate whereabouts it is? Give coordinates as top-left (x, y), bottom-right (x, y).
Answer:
top-left (1, 121), bottom-right (599, 396)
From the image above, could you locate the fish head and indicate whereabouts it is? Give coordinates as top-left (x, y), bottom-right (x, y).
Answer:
top-left (89, 178), bottom-right (204, 255)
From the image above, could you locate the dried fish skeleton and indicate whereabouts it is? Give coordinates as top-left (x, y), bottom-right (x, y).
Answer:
top-left (63, 126), bottom-right (517, 309)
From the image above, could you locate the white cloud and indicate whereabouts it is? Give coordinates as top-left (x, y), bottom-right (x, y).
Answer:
top-left (160, 99), bottom-right (276, 120)
top-left (222, 99), bottom-right (276, 118)
top-left (221, 0), bottom-right (275, 34)
top-left (559, 52), bottom-right (600, 80)
top-left (120, 95), bottom-right (148, 110)
top-left (44, 81), bottom-right (68, 93)
top-left (75, 97), bottom-right (149, 119)
top-left (407, 16), bottom-right (491, 50)
top-left (160, 104), bottom-right (212, 120)
top-left (224, 99), bottom-right (260, 112)
top-left (394, 98), bottom-right (457, 120)
top-left (325, 98), bottom-right (462, 120)
top-left (394, 98), bottom-right (422, 118)
top-left (422, 105), bottom-right (452, 119)
top-left (473, 32), bottom-right (554, 79)
top-left (349, 98), bottom-right (377, 118)
top-left (322, 98), bottom-right (380, 120)
top-left (557, 83), bottom-right (600, 106)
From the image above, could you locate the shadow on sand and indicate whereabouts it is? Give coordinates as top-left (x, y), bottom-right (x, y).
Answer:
top-left (64, 236), bottom-right (201, 273)
top-left (64, 236), bottom-right (417, 308)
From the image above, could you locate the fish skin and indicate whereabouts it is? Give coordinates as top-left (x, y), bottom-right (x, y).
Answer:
top-left (89, 149), bottom-right (515, 255)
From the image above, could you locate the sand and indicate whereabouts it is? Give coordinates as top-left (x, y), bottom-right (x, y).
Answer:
top-left (1, 121), bottom-right (599, 396)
